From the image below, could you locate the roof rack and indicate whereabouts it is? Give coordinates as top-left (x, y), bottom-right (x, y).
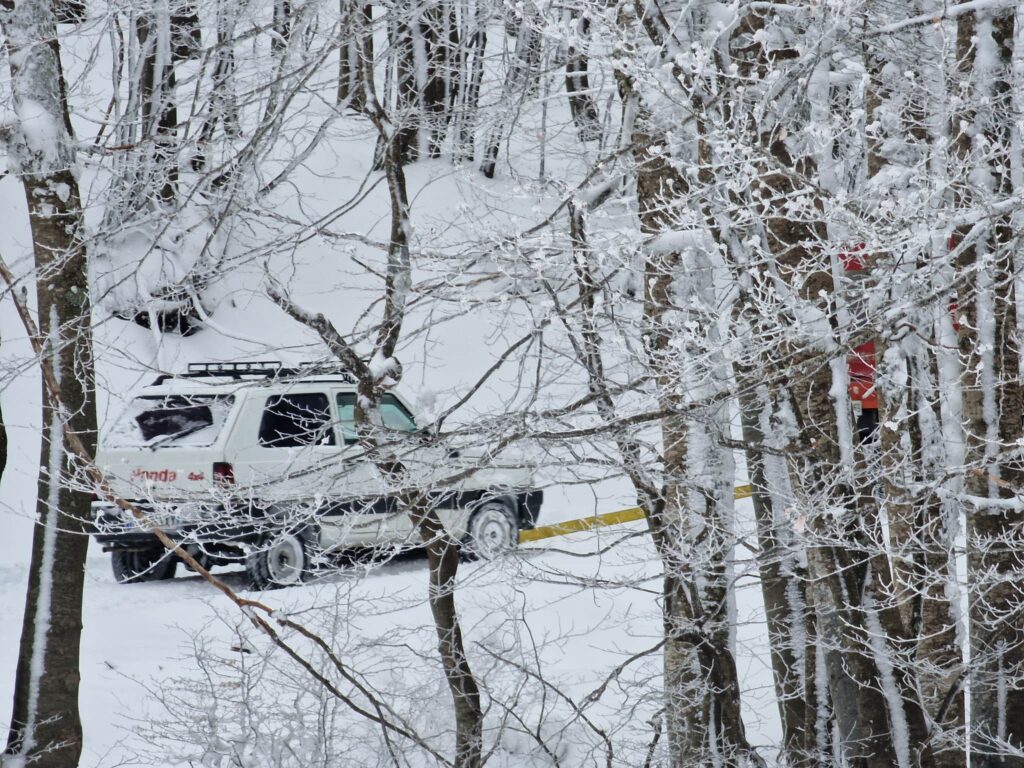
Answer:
top-left (189, 361), bottom-right (283, 375)
top-left (152, 360), bottom-right (357, 385)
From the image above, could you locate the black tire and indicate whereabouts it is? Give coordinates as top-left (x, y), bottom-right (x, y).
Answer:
top-left (462, 502), bottom-right (519, 561)
top-left (111, 547), bottom-right (177, 584)
top-left (246, 529), bottom-right (313, 590)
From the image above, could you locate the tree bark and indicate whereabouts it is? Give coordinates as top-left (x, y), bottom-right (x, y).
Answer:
top-left (1, 1), bottom-right (97, 766)
top-left (453, 0), bottom-right (486, 161)
top-left (735, 379), bottom-right (827, 767)
top-left (564, 13), bottom-right (600, 143)
top-left (631, 107), bottom-right (761, 765)
top-left (338, 1), bottom-right (373, 111)
top-left (136, 9), bottom-right (179, 203)
top-left (479, 3), bottom-right (542, 178)
top-left (279, 58), bottom-right (485, 766)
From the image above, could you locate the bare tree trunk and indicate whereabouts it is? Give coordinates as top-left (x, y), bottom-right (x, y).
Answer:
top-left (962, 242), bottom-right (1024, 766)
top-left (564, 13), bottom-right (600, 143)
top-left (734, 380), bottom-right (827, 768)
top-left (420, 1), bottom-right (449, 158)
top-left (338, 1), bottom-right (372, 110)
top-left (53, 0), bottom-right (85, 24)
top-left (0, 399), bottom-right (5, 484)
top-left (272, 0), bottom-right (292, 54)
top-left (270, 52), bottom-right (485, 766)
top-left (756, 127), bottom-right (936, 768)
top-left (391, 0), bottom-right (419, 163)
top-left (193, 0), bottom-right (239, 171)
top-left (1, 1), bottom-right (97, 766)
top-left (950, 10), bottom-right (1024, 764)
top-left (410, 500), bottom-right (482, 768)
top-left (453, 0), bottom-right (486, 161)
top-left (631, 105), bottom-right (762, 764)
top-left (0, 329), bottom-right (5, 484)
top-left (136, 8), bottom-right (179, 203)
top-left (864, 16), bottom-right (967, 760)
top-left (479, 3), bottom-right (542, 178)
top-left (170, 0), bottom-right (201, 60)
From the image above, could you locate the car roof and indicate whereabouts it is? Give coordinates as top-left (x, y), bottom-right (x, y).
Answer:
top-left (136, 375), bottom-right (361, 398)
top-left (137, 361), bottom-right (365, 397)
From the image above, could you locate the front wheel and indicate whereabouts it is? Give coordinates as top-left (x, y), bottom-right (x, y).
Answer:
top-left (463, 502), bottom-right (519, 561)
top-left (111, 547), bottom-right (177, 584)
top-left (246, 530), bottom-right (312, 590)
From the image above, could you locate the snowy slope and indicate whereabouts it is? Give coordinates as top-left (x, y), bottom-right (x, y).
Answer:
top-left (0, 522), bottom-right (779, 767)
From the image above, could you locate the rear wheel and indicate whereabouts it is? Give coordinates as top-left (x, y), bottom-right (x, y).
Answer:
top-left (246, 530), bottom-right (312, 589)
top-left (463, 502), bottom-right (519, 561)
top-left (111, 547), bottom-right (177, 584)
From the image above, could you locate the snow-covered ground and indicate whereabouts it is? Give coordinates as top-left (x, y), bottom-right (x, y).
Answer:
top-left (0, 513), bottom-right (780, 767)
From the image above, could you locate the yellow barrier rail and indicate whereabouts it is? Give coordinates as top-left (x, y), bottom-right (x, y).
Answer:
top-left (519, 484), bottom-right (754, 544)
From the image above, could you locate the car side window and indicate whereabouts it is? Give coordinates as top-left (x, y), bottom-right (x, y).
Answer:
top-left (259, 393), bottom-right (335, 447)
top-left (380, 396), bottom-right (417, 432)
top-left (335, 393), bottom-right (416, 445)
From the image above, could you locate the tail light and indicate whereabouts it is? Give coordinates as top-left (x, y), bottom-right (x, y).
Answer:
top-left (212, 462), bottom-right (234, 486)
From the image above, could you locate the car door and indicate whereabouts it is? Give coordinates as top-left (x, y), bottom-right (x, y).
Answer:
top-left (330, 391), bottom-right (431, 546)
top-left (314, 390), bottom-right (385, 548)
top-left (334, 392), bottom-right (472, 546)
top-left (227, 390), bottom-right (344, 528)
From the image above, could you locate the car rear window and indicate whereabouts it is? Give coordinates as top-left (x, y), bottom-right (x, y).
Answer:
top-left (106, 395), bottom-right (235, 448)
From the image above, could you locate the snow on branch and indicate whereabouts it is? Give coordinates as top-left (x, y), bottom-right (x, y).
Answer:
top-left (265, 272), bottom-right (371, 383)
top-left (871, 0), bottom-right (1020, 36)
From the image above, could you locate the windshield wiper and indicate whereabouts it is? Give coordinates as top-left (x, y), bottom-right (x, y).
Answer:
top-left (147, 422), bottom-right (208, 450)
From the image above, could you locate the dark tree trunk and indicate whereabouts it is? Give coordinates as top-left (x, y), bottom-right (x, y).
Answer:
top-left (479, 4), bottom-right (542, 178)
top-left (0, 389), bottom-right (5, 484)
top-left (628, 105), bottom-right (762, 765)
top-left (734, 378), bottom-right (827, 768)
top-left (136, 12), bottom-right (179, 203)
top-left (385, 0), bottom-right (459, 163)
top-left (170, 1), bottom-right (201, 60)
top-left (413, 503), bottom-right (482, 768)
top-left (193, 0), bottom-right (239, 172)
top-left (272, 0), bottom-right (292, 54)
top-left (564, 14), bottom-right (600, 142)
top-left (364, 62), bottom-right (484, 765)
top-left (392, 2), bottom-right (419, 163)
top-left (454, 0), bottom-right (486, 161)
top-left (951, 11), bottom-right (1024, 764)
top-left (420, 1), bottom-right (448, 158)
top-left (1, 2), bottom-right (97, 767)
top-left (338, 1), bottom-right (373, 111)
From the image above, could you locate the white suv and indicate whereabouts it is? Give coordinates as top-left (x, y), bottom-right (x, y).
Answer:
top-left (92, 362), bottom-right (543, 588)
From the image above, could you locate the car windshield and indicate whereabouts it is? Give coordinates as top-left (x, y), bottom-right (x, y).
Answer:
top-left (106, 395), bottom-right (234, 448)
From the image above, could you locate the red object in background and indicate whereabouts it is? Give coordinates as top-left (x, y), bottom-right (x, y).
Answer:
top-left (840, 244), bottom-right (877, 408)
top-left (839, 243), bottom-right (867, 271)
top-left (848, 341), bottom-right (877, 408)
